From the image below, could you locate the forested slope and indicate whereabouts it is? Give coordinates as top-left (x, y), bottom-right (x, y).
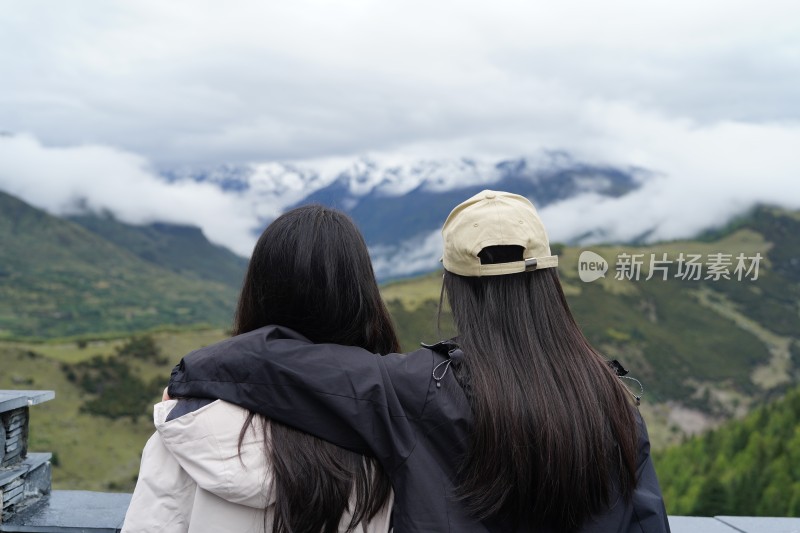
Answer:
top-left (656, 385), bottom-right (800, 516)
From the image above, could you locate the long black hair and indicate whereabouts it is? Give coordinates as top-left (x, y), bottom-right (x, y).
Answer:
top-left (235, 204), bottom-right (398, 533)
top-left (443, 247), bottom-right (639, 531)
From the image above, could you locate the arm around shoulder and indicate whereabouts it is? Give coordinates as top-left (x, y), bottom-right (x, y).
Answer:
top-left (168, 325), bottom-right (431, 472)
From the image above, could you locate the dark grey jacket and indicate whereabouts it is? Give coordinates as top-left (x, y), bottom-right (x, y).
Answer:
top-left (168, 325), bottom-right (670, 533)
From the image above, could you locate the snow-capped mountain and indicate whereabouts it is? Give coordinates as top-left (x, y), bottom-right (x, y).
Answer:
top-left (161, 153), bottom-right (648, 279)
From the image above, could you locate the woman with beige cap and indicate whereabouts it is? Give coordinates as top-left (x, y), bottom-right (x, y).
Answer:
top-left (168, 191), bottom-right (670, 532)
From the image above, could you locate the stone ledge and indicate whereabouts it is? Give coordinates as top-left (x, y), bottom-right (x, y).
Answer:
top-left (0, 453), bottom-right (51, 487)
top-left (0, 491), bottom-right (131, 533)
top-left (0, 392), bottom-right (54, 414)
top-left (1, 453), bottom-right (51, 521)
top-left (1, 494), bottom-right (798, 532)
top-left (669, 515), bottom-right (800, 532)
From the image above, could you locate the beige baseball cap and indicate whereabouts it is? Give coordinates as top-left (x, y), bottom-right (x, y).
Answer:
top-left (441, 190), bottom-right (558, 276)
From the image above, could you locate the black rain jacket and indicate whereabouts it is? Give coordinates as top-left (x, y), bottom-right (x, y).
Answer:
top-left (168, 325), bottom-right (671, 533)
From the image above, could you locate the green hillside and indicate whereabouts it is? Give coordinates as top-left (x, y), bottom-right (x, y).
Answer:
top-left (69, 213), bottom-right (247, 288)
top-left (0, 192), bottom-right (239, 339)
top-left (656, 384), bottom-right (800, 516)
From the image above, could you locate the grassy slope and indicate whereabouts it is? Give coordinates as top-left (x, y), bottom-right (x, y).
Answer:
top-left (0, 192), bottom-right (238, 339)
top-left (0, 330), bottom-right (228, 491)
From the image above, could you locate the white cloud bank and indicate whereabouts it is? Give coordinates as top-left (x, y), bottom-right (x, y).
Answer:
top-left (541, 104), bottom-right (800, 244)
top-left (0, 134), bottom-right (259, 255)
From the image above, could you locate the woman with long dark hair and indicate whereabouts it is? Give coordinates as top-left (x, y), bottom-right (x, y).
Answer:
top-left (124, 205), bottom-right (397, 533)
top-left (168, 191), bottom-right (670, 532)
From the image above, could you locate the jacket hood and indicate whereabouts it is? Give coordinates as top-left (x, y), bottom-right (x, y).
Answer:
top-left (154, 399), bottom-right (272, 509)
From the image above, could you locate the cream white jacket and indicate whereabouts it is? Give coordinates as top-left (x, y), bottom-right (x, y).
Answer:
top-left (122, 400), bottom-right (393, 533)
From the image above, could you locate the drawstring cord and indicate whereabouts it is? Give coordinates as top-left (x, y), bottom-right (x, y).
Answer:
top-left (432, 359), bottom-right (452, 388)
top-left (609, 359), bottom-right (644, 406)
top-left (432, 347), bottom-right (464, 389)
top-left (621, 376), bottom-right (644, 406)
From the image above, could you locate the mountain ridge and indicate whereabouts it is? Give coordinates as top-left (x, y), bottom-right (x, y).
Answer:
top-left (68, 212), bottom-right (247, 288)
top-left (161, 154), bottom-right (650, 278)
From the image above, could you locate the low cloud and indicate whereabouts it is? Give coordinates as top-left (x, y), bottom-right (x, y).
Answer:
top-left (540, 104), bottom-right (800, 244)
top-left (0, 134), bottom-right (260, 255)
top-left (2, 99), bottom-right (800, 276)
top-left (370, 230), bottom-right (444, 280)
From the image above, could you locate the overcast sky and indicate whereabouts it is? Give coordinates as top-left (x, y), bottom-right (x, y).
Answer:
top-left (1, 0), bottom-right (799, 255)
